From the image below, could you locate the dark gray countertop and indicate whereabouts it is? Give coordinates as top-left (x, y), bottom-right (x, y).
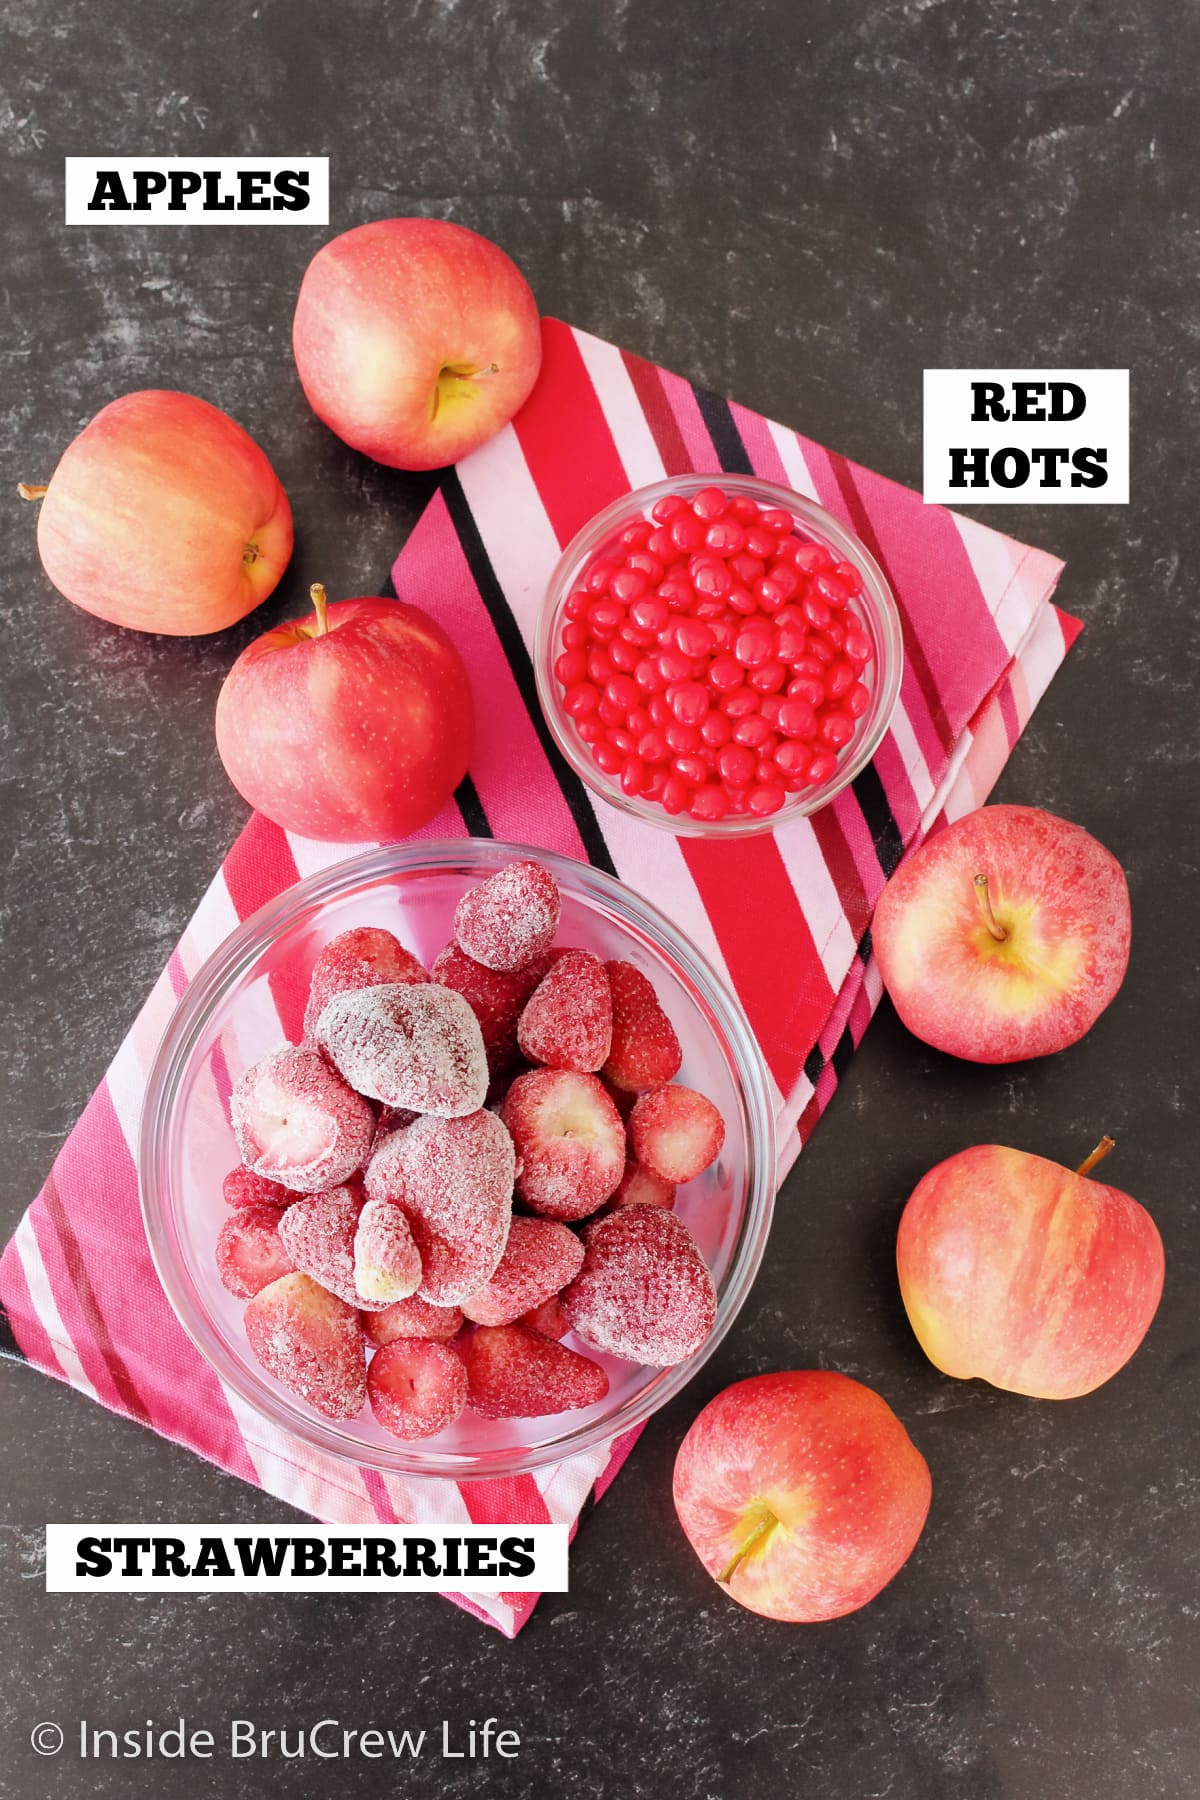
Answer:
top-left (2, 3), bottom-right (1197, 1796)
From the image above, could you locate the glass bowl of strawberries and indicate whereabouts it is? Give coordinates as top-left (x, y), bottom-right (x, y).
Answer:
top-left (140, 842), bottom-right (777, 1476)
top-left (536, 475), bottom-right (904, 834)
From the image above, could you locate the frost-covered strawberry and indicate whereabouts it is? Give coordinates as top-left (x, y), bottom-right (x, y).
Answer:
top-left (517, 949), bottom-right (612, 1073)
top-left (518, 1295), bottom-right (570, 1341)
top-left (628, 1084), bottom-right (725, 1184)
top-left (461, 1217), bottom-right (585, 1327)
top-left (231, 1044), bottom-right (374, 1193)
top-left (365, 1110), bottom-right (515, 1306)
top-left (454, 859), bottom-right (560, 972)
top-left (353, 1198), bottom-right (422, 1305)
top-left (277, 1186), bottom-right (385, 1311)
top-left (302, 926), bottom-right (428, 1040)
top-left (316, 981), bottom-right (488, 1116)
top-left (221, 1167), bottom-right (299, 1210)
top-left (561, 1205), bottom-right (717, 1366)
top-left (460, 1324), bottom-right (608, 1419)
top-left (501, 1068), bottom-right (625, 1220)
top-left (368, 1338), bottom-right (467, 1440)
top-left (215, 1205), bottom-right (293, 1298)
top-left (603, 960), bottom-right (682, 1092)
top-left (611, 1159), bottom-right (676, 1210)
top-left (244, 1272), bottom-right (367, 1420)
top-left (362, 1295), bottom-right (464, 1347)
top-left (431, 942), bottom-right (538, 1072)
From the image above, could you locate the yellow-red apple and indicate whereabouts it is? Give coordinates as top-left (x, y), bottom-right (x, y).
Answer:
top-left (897, 1140), bottom-right (1164, 1399)
top-left (215, 584), bottom-right (473, 842)
top-left (672, 1371), bottom-right (931, 1623)
top-left (21, 390), bottom-right (292, 635)
top-left (292, 218), bottom-right (542, 470)
top-left (874, 804), bottom-right (1130, 1062)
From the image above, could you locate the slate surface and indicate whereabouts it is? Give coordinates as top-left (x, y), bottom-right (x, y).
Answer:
top-left (1, 2), bottom-right (1197, 1796)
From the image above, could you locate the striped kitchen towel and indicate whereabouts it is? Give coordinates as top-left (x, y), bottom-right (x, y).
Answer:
top-left (0, 318), bottom-right (1077, 1637)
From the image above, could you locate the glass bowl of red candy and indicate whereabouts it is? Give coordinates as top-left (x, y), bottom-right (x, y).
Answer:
top-left (536, 475), bottom-right (904, 834)
top-left (140, 842), bottom-right (776, 1477)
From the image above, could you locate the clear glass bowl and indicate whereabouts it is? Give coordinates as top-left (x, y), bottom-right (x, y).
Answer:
top-left (139, 840), bottom-right (777, 1478)
top-left (535, 473), bottom-right (904, 837)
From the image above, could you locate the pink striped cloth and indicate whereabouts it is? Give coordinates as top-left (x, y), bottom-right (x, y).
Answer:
top-left (0, 319), bottom-right (1077, 1637)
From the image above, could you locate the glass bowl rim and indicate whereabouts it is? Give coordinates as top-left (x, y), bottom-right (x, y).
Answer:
top-left (534, 472), bottom-right (905, 837)
top-left (138, 838), bottom-right (778, 1477)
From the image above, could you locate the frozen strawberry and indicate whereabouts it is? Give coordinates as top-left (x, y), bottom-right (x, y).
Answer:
top-left (501, 1069), bottom-right (625, 1220)
top-left (231, 1044), bottom-right (375, 1193)
top-left (244, 1272), bottom-right (367, 1420)
top-left (377, 1104), bottom-right (420, 1135)
top-left (353, 1198), bottom-right (422, 1305)
top-left (368, 1338), bottom-right (468, 1440)
top-left (366, 1110), bottom-right (515, 1306)
top-left (222, 1167), bottom-right (299, 1210)
top-left (453, 858), bottom-right (560, 972)
top-left (461, 1217), bottom-right (585, 1326)
top-left (277, 1185), bottom-right (385, 1311)
top-left (517, 949), bottom-right (613, 1073)
top-left (316, 982), bottom-right (488, 1117)
top-left (460, 1324), bottom-right (609, 1419)
top-left (602, 960), bottom-right (682, 1092)
top-left (215, 1205), bottom-right (293, 1298)
top-left (518, 1295), bottom-right (570, 1341)
top-left (611, 1159), bottom-right (676, 1210)
top-left (430, 942), bottom-right (538, 1072)
top-left (561, 1205), bottom-right (717, 1366)
top-left (362, 1295), bottom-right (464, 1347)
top-left (302, 926), bottom-right (428, 1040)
top-left (628, 1084), bottom-right (726, 1183)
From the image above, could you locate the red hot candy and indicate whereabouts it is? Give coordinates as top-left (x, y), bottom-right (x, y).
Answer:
top-left (561, 1205), bottom-right (718, 1366)
top-left (554, 486), bottom-right (875, 823)
top-left (453, 859), bottom-right (561, 972)
top-left (302, 926), bottom-right (428, 1041)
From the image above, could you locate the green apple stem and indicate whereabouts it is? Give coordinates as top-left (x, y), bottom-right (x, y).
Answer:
top-left (309, 582), bottom-right (329, 637)
top-left (718, 1511), bottom-right (777, 1585)
top-left (17, 483), bottom-right (48, 501)
top-left (973, 873), bottom-right (1007, 942)
top-left (1077, 1135), bottom-right (1116, 1177)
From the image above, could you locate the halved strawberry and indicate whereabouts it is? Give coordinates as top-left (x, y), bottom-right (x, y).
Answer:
top-left (244, 1272), bottom-right (366, 1420)
top-left (459, 1324), bottom-right (608, 1419)
top-left (611, 1158), bottom-right (676, 1210)
top-left (231, 1044), bottom-right (374, 1193)
top-left (215, 1205), bottom-right (293, 1298)
top-left (628, 1084), bottom-right (725, 1183)
top-left (602, 960), bottom-right (682, 1092)
top-left (500, 1068), bottom-right (625, 1220)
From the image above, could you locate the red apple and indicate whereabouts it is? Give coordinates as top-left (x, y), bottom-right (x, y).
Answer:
top-left (215, 584), bottom-right (473, 842)
top-left (292, 218), bottom-right (542, 471)
top-left (874, 804), bottom-right (1130, 1062)
top-left (21, 390), bottom-right (292, 635)
top-left (673, 1371), bottom-right (931, 1623)
top-left (897, 1139), bottom-right (1164, 1400)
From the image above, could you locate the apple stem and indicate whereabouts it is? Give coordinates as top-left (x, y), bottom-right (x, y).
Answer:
top-left (309, 582), bottom-right (329, 637)
top-left (242, 542), bottom-right (260, 566)
top-left (17, 482), bottom-right (48, 501)
top-left (717, 1512), bottom-right (776, 1585)
top-left (1076, 1135), bottom-right (1116, 1177)
top-left (973, 873), bottom-right (1007, 942)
